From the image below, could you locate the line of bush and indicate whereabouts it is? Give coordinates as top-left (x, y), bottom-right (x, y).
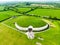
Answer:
top-left (42, 16), bottom-right (60, 21)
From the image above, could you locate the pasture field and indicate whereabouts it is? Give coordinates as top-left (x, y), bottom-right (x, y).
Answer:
top-left (0, 6), bottom-right (5, 10)
top-left (0, 10), bottom-right (20, 21)
top-left (17, 8), bottom-right (31, 13)
top-left (0, 6), bottom-right (60, 45)
top-left (28, 8), bottom-right (60, 18)
top-left (0, 10), bottom-right (20, 16)
top-left (0, 14), bottom-right (10, 21)
top-left (0, 18), bottom-right (60, 45)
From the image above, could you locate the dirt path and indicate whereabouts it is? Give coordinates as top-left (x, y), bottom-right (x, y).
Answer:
top-left (42, 19), bottom-right (56, 28)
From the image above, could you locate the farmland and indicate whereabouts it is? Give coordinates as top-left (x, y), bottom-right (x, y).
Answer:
top-left (0, 3), bottom-right (60, 45)
top-left (28, 8), bottom-right (60, 18)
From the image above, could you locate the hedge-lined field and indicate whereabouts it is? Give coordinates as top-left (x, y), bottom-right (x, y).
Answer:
top-left (0, 10), bottom-right (20, 16)
top-left (0, 6), bottom-right (60, 45)
top-left (0, 10), bottom-right (20, 22)
top-left (0, 14), bottom-right (10, 21)
top-left (17, 8), bottom-right (31, 13)
top-left (28, 9), bottom-right (60, 18)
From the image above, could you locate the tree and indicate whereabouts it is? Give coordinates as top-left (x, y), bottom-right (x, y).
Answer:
top-left (26, 2), bottom-right (31, 6)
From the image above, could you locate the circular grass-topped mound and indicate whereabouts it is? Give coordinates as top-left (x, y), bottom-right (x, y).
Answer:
top-left (16, 16), bottom-right (47, 27)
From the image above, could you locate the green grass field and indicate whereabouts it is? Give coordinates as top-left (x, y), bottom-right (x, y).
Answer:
top-left (0, 6), bottom-right (5, 10)
top-left (0, 6), bottom-right (60, 45)
top-left (28, 8), bottom-right (60, 18)
top-left (17, 8), bottom-right (31, 13)
top-left (0, 10), bottom-right (20, 16)
top-left (3, 16), bottom-right (46, 28)
top-left (0, 10), bottom-right (21, 21)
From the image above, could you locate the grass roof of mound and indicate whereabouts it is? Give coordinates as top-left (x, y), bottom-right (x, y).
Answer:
top-left (3, 16), bottom-right (46, 28)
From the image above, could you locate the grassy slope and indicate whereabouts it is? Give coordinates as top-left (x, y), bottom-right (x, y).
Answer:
top-left (0, 19), bottom-right (60, 45)
top-left (28, 9), bottom-right (60, 18)
top-left (0, 7), bottom-right (60, 45)
top-left (0, 7), bottom-right (31, 22)
top-left (0, 15), bottom-right (10, 21)
top-left (3, 16), bottom-right (46, 28)
top-left (0, 10), bottom-right (20, 21)
top-left (0, 23), bottom-right (35, 45)
top-left (28, 8), bottom-right (60, 45)
top-left (35, 20), bottom-right (60, 45)
top-left (0, 6), bottom-right (5, 10)
top-left (0, 10), bottom-right (20, 16)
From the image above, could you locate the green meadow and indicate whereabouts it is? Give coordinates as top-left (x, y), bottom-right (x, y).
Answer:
top-left (0, 5), bottom-right (60, 45)
top-left (28, 8), bottom-right (60, 18)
